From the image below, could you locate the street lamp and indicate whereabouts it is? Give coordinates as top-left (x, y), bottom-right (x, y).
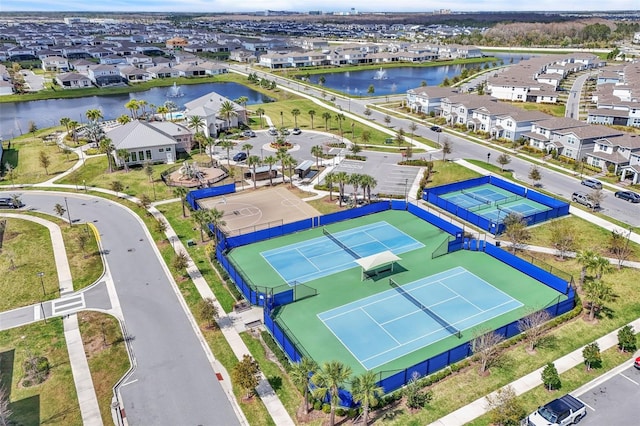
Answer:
top-left (280, 111), bottom-right (284, 127)
top-left (83, 179), bottom-right (87, 192)
top-left (404, 178), bottom-right (409, 204)
top-left (487, 152), bottom-right (491, 164)
top-left (64, 197), bottom-right (73, 227)
top-left (37, 271), bottom-right (45, 296)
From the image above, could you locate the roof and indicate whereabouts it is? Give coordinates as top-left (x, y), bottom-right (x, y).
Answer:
top-left (355, 250), bottom-right (401, 272)
top-left (107, 120), bottom-right (178, 150)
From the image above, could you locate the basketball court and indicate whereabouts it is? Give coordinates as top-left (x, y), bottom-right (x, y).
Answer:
top-left (197, 186), bottom-right (320, 234)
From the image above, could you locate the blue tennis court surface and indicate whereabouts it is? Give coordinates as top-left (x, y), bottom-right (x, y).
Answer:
top-left (318, 267), bottom-right (523, 370)
top-left (261, 221), bottom-right (424, 284)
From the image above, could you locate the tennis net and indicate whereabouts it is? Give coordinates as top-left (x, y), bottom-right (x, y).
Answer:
top-left (323, 228), bottom-right (360, 259)
top-left (461, 189), bottom-right (492, 206)
top-left (389, 278), bottom-right (461, 338)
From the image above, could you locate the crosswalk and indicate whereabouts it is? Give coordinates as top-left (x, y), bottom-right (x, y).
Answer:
top-left (51, 293), bottom-right (86, 316)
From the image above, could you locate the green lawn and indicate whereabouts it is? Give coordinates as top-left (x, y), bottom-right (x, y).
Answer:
top-left (0, 130), bottom-right (77, 185)
top-left (0, 319), bottom-right (81, 426)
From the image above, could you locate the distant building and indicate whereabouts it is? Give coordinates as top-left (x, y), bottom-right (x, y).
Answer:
top-left (166, 37), bottom-right (188, 50)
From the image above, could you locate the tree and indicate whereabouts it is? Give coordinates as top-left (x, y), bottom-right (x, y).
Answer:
top-left (284, 155), bottom-right (298, 188)
top-left (617, 325), bottom-right (636, 353)
top-left (349, 173), bottom-right (362, 204)
top-left (99, 138), bottom-right (115, 173)
top-left (592, 254), bottom-right (612, 279)
top-left (549, 219), bottom-right (576, 260)
top-left (311, 360), bottom-right (352, 426)
top-left (188, 115), bottom-right (206, 153)
top-left (583, 279), bottom-right (613, 321)
top-left (192, 208), bottom-right (212, 242)
top-left (588, 189), bottom-right (605, 210)
top-left (541, 362), bottom-right (561, 391)
top-left (502, 212), bottom-right (530, 253)
top-left (86, 108), bottom-right (103, 123)
top-left (173, 250), bottom-right (189, 272)
top-left (322, 112), bottom-right (332, 131)
top-left (291, 108), bottom-right (300, 128)
top-left (360, 174), bottom-right (377, 204)
top-left (138, 194), bottom-right (152, 210)
top-left (233, 354), bottom-right (261, 399)
top-left (209, 208), bottom-right (226, 247)
top-left (235, 96), bottom-right (248, 109)
top-left (325, 172), bottom-right (335, 201)
top-left (248, 155), bottom-right (261, 189)
top-left (383, 115), bottom-right (391, 127)
top-left (39, 151), bottom-right (51, 175)
top-left (110, 180), bottom-right (124, 196)
top-left (219, 139), bottom-right (234, 169)
top-left (62, 146), bottom-right (72, 162)
top-left (28, 121), bottom-right (38, 135)
top-left (308, 109), bottom-right (316, 129)
top-left (608, 228), bottom-right (633, 269)
top-left (289, 357), bottom-right (318, 414)
top-left (124, 99), bottom-right (140, 119)
top-left (528, 165), bottom-right (542, 187)
top-left (497, 153), bottom-right (511, 172)
top-left (351, 371), bottom-right (384, 425)
top-left (263, 155), bottom-right (277, 187)
top-left (319, 76), bottom-right (326, 85)
top-left (218, 100), bottom-right (238, 132)
top-left (197, 297), bottom-right (219, 329)
top-left (60, 117), bottom-right (71, 135)
top-left (471, 329), bottom-right (505, 375)
top-left (68, 120), bottom-right (79, 144)
top-left (576, 249), bottom-right (598, 290)
top-left (116, 149), bottom-right (130, 172)
top-left (156, 105), bottom-right (169, 121)
top-left (350, 143), bottom-right (362, 156)
top-left (367, 84), bottom-right (375, 94)
top-left (335, 113), bottom-right (345, 139)
top-left (361, 130), bottom-right (371, 145)
top-left (408, 121), bottom-right (418, 143)
top-left (518, 309), bottom-right (551, 353)
top-left (485, 385), bottom-right (525, 426)
top-left (173, 186), bottom-right (189, 218)
top-left (145, 162), bottom-right (154, 182)
top-left (53, 203), bottom-right (66, 219)
top-left (582, 342), bottom-right (601, 370)
top-left (241, 143), bottom-right (253, 159)
top-left (0, 378), bottom-right (12, 426)
top-left (441, 136), bottom-right (453, 161)
top-left (276, 148), bottom-right (288, 185)
top-left (395, 128), bottom-right (405, 148)
top-left (403, 371), bottom-right (432, 410)
top-left (311, 145), bottom-right (323, 172)
top-left (363, 108), bottom-right (372, 118)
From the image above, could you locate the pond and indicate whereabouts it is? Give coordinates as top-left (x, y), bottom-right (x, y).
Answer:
top-left (0, 82), bottom-right (272, 141)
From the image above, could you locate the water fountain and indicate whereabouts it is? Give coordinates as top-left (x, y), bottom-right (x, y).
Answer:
top-left (373, 67), bottom-right (387, 80)
top-left (167, 82), bottom-right (184, 98)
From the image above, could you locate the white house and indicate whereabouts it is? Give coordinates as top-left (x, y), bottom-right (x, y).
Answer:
top-left (184, 92), bottom-right (247, 136)
top-left (107, 120), bottom-right (180, 167)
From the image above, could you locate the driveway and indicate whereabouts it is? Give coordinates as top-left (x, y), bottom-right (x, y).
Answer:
top-left (2, 191), bottom-right (241, 426)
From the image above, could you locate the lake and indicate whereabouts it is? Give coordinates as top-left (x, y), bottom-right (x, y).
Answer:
top-left (0, 82), bottom-right (272, 141)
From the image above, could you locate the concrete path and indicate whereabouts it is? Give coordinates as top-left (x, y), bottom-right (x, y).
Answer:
top-left (429, 317), bottom-right (640, 426)
top-left (0, 213), bottom-right (102, 426)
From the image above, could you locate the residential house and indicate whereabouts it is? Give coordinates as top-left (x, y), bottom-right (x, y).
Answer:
top-left (184, 92), bottom-right (247, 136)
top-left (406, 86), bottom-right (458, 115)
top-left (493, 110), bottom-right (551, 142)
top-left (41, 56), bottom-right (69, 72)
top-left (125, 53), bottom-right (153, 69)
top-left (588, 133), bottom-right (640, 177)
top-left (173, 62), bottom-right (206, 77)
top-left (107, 120), bottom-right (180, 167)
top-left (55, 72), bottom-right (93, 89)
top-left (87, 64), bottom-right (122, 86)
top-left (440, 94), bottom-right (498, 127)
top-left (147, 65), bottom-right (179, 79)
top-left (119, 66), bottom-right (152, 83)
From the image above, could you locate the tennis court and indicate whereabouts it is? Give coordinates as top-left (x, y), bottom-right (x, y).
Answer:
top-left (261, 221), bottom-right (424, 284)
top-left (318, 266), bottom-right (523, 370)
top-left (440, 183), bottom-right (550, 222)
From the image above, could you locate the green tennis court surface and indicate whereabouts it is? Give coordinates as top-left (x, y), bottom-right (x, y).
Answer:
top-left (319, 267), bottom-right (523, 369)
top-left (229, 210), bottom-right (567, 375)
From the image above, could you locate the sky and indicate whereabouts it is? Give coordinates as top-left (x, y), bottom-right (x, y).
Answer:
top-left (1, 1), bottom-right (635, 13)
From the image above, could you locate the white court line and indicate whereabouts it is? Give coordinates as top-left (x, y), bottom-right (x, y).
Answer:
top-left (361, 308), bottom-right (401, 345)
top-left (619, 372), bottom-right (639, 386)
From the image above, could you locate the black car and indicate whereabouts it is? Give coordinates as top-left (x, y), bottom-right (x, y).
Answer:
top-left (430, 125), bottom-right (442, 133)
top-left (232, 152), bottom-right (247, 162)
top-left (614, 190), bottom-right (640, 203)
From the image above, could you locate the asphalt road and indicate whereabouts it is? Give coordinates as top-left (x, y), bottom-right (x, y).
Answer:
top-left (2, 191), bottom-right (241, 426)
top-left (576, 362), bottom-right (640, 425)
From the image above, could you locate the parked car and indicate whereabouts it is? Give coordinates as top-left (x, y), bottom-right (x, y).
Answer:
top-left (292, 128), bottom-right (302, 135)
top-left (572, 191), bottom-right (599, 209)
top-left (268, 127), bottom-right (278, 136)
top-left (527, 394), bottom-right (586, 426)
top-left (581, 178), bottom-right (602, 189)
top-left (430, 125), bottom-right (442, 132)
top-left (243, 130), bottom-right (256, 137)
top-left (281, 128), bottom-right (291, 135)
top-left (634, 356), bottom-right (640, 369)
top-left (232, 152), bottom-right (247, 162)
top-left (0, 197), bottom-right (19, 209)
top-left (614, 190), bottom-right (640, 203)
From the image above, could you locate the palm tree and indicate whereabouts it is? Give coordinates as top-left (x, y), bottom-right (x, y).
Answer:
top-left (99, 138), bottom-right (115, 173)
top-left (117, 114), bottom-right (131, 125)
top-left (322, 112), bottom-right (332, 131)
top-left (220, 139), bottom-right (234, 169)
top-left (173, 186), bottom-right (189, 218)
top-left (325, 172), bottom-right (335, 201)
top-left (311, 361), bottom-right (352, 426)
top-left (156, 105), bottom-right (169, 121)
top-left (193, 209), bottom-right (211, 242)
top-left (218, 100), bottom-right (237, 133)
top-left (86, 108), bottom-right (103, 123)
top-left (116, 149), bottom-right (130, 172)
top-left (576, 249), bottom-right (598, 290)
top-left (349, 173), bottom-right (362, 204)
top-left (263, 155), bottom-right (277, 186)
top-left (188, 115), bottom-right (206, 153)
top-left (284, 154), bottom-right (298, 188)
top-left (335, 113), bottom-right (345, 139)
top-left (290, 358), bottom-right (318, 414)
top-left (360, 174), bottom-right (378, 203)
top-left (69, 120), bottom-right (79, 144)
top-left (592, 254), bottom-right (613, 280)
top-left (255, 107), bottom-right (265, 128)
top-left (311, 145), bottom-right (323, 173)
top-left (248, 155), bottom-right (261, 189)
top-left (209, 207), bottom-right (226, 247)
top-left (60, 117), bottom-right (71, 134)
top-left (351, 371), bottom-right (383, 425)
top-left (277, 148), bottom-right (288, 185)
top-left (242, 143), bottom-right (253, 159)
top-left (138, 100), bottom-right (148, 118)
top-left (335, 171), bottom-right (349, 207)
top-left (125, 99), bottom-right (140, 119)
top-left (291, 108), bottom-right (300, 128)
top-left (308, 109), bottom-right (316, 129)
top-left (234, 96), bottom-right (248, 109)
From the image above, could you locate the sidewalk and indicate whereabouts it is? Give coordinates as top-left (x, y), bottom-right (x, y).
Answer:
top-left (0, 213), bottom-right (102, 426)
top-left (429, 317), bottom-right (640, 425)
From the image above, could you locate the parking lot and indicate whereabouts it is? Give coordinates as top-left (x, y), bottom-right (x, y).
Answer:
top-left (576, 362), bottom-right (640, 425)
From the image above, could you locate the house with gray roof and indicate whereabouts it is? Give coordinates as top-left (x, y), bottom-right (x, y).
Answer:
top-left (406, 86), bottom-right (459, 115)
top-left (588, 133), bottom-right (640, 177)
top-left (55, 72), bottom-right (92, 89)
top-left (184, 92), bottom-right (247, 136)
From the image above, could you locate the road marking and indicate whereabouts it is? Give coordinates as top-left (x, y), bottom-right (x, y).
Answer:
top-left (121, 378), bottom-right (138, 387)
top-left (619, 373), bottom-right (639, 385)
top-left (582, 400), bottom-right (596, 411)
top-left (52, 293), bottom-right (85, 316)
top-left (34, 305), bottom-right (41, 320)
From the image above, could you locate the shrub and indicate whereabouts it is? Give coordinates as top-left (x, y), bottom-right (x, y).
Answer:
top-left (260, 330), bottom-right (290, 371)
top-left (335, 408), bottom-right (346, 416)
top-left (313, 400), bottom-right (322, 411)
top-left (322, 403), bottom-right (331, 413)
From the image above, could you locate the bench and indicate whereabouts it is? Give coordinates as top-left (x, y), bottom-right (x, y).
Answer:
top-left (186, 239), bottom-right (196, 247)
top-left (364, 265), bottom-right (393, 280)
top-left (244, 320), bottom-right (262, 329)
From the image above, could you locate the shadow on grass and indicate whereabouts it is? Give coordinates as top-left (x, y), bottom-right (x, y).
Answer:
top-left (2, 349), bottom-right (42, 426)
top-left (267, 375), bottom-right (282, 392)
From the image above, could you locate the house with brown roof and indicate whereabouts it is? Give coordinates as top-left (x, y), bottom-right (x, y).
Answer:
top-left (166, 37), bottom-right (188, 49)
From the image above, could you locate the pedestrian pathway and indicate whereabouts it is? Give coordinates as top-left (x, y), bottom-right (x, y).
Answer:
top-left (429, 317), bottom-right (640, 426)
top-left (0, 213), bottom-right (102, 426)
